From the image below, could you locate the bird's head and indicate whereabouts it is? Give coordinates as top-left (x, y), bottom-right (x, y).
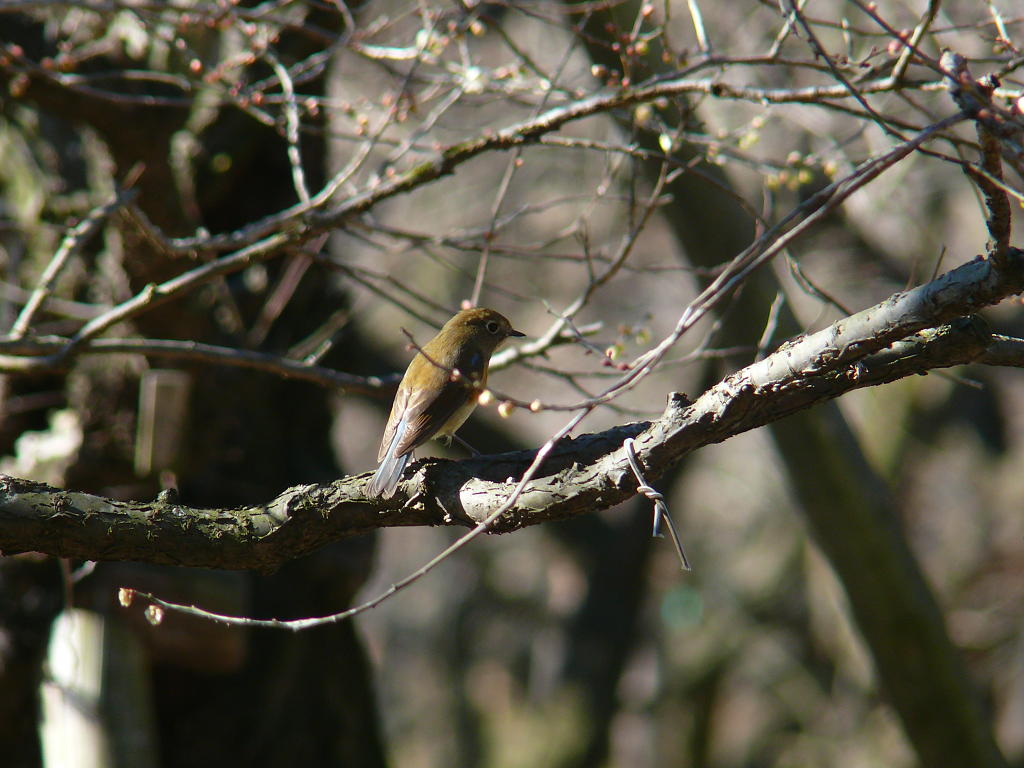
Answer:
top-left (444, 307), bottom-right (525, 354)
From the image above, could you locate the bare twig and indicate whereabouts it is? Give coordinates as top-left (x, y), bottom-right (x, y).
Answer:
top-left (266, 51), bottom-right (311, 206)
top-left (8, 195), bottom-right (128, 339)
top-left (0, 335), bottom-right (395, 393)
top-left (686, 0), bottom-right (711, 53)
top-left (66, 233), bottom-right (292, 356)
top-left (623, 437), bottom-right (690, 571)
top-left (939, 52), bottom-right (1014, 267)
top-left (977, 334), bottom-right (1024, 367)
top-left (891, 0), bottom-right (940, 82)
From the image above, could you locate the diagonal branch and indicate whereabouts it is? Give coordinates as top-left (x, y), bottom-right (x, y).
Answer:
top-left (8, 194), bottom-right (130, 339)
top-left (1, 248), bottom-right (1019, 570)
top-left (939, 51), bottom-right (1017, 266)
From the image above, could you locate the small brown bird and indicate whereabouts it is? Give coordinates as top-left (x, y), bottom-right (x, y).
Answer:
top-left (367, 307), bottom-right (525, 498)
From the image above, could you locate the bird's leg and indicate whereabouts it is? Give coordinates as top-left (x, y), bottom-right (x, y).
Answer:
top-left (447, 433), bottom-right (481, 456)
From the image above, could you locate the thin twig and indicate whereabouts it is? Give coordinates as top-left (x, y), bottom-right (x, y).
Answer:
top-left (160, 71), bottom-right (949, 255)
top-left (266, 51), bottom-right (311, 206)
top-left (63, 232), bottom-right (291, 357)
top-left (937, 51), bottom-right (1015, 267)
top-left (891, 0), bottom-right (940, 82)
top-left (755, 290), bottom-right (786, 361)
top-left (787, 0), bottom-right (907, 142)
top-left (9, 195), bottom-right (128, 339)
top-left (686, 0), bottom-right (711, 52)
top-left (0, 335), bottom-right (395, 393)
top-left (624, 437), bottom-right (690, 571)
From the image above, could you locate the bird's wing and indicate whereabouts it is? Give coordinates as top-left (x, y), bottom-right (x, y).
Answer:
top-left (391, 376), bottom-right (474, 458)
top-left (370, 346), bottom-right (479, 498)
top-left (377, 385), bottom-right (411, 462)
top-left (378, 344), bottom-right (483, 464)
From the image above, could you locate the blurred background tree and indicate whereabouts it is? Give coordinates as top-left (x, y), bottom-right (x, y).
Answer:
top-left (0, 1), bottom-right (1022, 767)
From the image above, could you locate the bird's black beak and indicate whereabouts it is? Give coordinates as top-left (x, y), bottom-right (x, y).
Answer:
top-left (508, 329), bottom-right (526, 338)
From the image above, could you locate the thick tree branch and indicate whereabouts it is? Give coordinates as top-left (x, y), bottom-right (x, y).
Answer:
top-left (1, 248), bottom-right (1019, 570)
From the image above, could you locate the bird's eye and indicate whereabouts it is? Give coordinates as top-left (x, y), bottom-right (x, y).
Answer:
top-left (486, 321), bottom-right (500, 334)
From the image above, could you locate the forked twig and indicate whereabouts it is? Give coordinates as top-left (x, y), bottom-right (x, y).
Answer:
top-left (624, 437), bottom-right (690, 571)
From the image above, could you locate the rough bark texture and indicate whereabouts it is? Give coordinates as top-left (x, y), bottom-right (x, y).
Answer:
top-left (0, 292), bottom-right (1009, 570)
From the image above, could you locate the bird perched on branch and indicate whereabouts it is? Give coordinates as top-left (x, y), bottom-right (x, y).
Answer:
top-left (367, 307), bottom-right (525, 498)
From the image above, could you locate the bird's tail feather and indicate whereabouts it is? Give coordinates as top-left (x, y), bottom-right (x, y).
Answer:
top-left (367, 420), bottom-right (409, 498)
top-left (367, 452), bottom-right (409, 498)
